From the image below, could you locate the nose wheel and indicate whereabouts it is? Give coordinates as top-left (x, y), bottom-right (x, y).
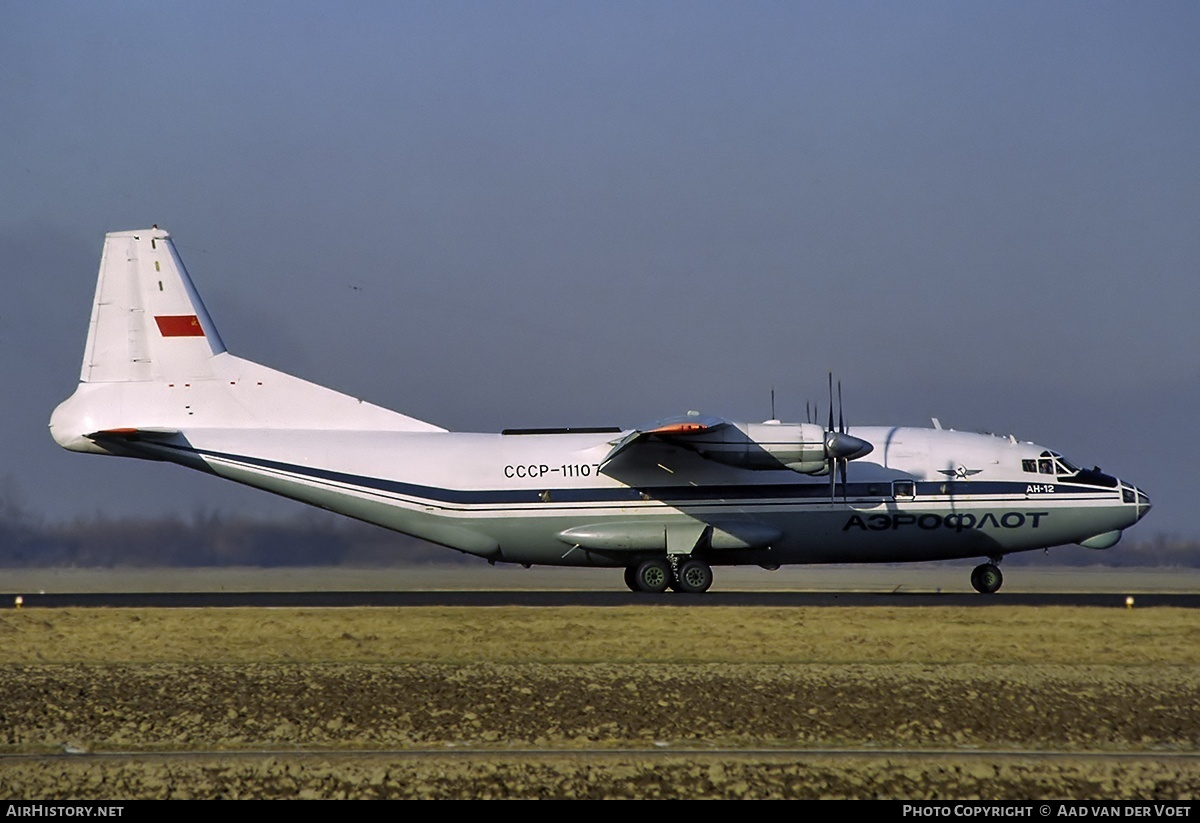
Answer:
top-left (970, 562), bottom-right (1003, 594)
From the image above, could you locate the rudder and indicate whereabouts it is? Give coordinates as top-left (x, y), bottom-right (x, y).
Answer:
top-left (82, 227), bottom-right (225, 383)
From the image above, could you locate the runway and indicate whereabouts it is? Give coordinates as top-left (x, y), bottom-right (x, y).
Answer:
top-left (3, 565), bottom-right (1198, 608)
top-left (4, 589), bottom-right (1200, 608)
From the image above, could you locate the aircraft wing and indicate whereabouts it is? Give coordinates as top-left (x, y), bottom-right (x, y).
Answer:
top-left (601, 413), bottom-right (730, 468)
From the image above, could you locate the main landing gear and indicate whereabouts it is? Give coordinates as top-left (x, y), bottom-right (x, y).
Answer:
top-left (624, 557), bottom-right (713, 594)
top-left (970, 559), bottom-right (1003, 594)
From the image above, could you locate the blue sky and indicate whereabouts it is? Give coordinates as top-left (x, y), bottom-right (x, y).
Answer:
top-left (3, 1), bottom-right (1197, 543)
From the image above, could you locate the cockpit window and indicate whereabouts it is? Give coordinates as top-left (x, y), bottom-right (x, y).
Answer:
top-left (1030, 450), bottom-right (1080, 477)
top-left (1055, 456), bottom-right (1080, 475)
top-left (1025, 452), bottom-right (1081, 477)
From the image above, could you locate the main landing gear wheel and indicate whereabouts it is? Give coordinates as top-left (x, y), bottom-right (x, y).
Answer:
top-left (674, 559), bottom-right (714, 594)
top-left (631, 558), bottom-right (671, 593)
top-left (623, 565), bottom-right (640, 592)
top-left (971, 563), bottom-right (1003, 594)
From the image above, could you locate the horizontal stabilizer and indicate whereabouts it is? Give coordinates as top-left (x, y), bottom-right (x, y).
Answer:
top-left (90, 427), bottom-right (182, 441)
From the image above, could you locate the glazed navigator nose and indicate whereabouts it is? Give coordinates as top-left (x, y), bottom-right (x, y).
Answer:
top-left (1120, 480), bottom-right (1152, 521)
top-left (1135, 486), bottom-right (1151, 521)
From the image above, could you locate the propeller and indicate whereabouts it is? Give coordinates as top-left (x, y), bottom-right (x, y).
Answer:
top-left (823, 372), bottom-right (874, 501)
top-left (827, 373), bottom-right (836, 500)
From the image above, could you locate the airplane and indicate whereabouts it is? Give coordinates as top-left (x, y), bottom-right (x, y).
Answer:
top-left (50, 228), bottom-right (1152, 594)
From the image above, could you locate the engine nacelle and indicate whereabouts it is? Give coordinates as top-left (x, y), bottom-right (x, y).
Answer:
top-left (688, 422), bottom-right (869, 475)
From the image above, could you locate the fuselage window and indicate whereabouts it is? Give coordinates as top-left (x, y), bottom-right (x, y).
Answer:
top-left (1022, 459), bottom-right (1037, 473)
top-left (893, 480), bottom-right (915, 499)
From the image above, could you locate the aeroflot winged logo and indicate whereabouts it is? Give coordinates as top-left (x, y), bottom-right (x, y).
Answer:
top-left (154, 315), bottom-right (205, 337)
top-left (939, 466), bottom-right (983, 479)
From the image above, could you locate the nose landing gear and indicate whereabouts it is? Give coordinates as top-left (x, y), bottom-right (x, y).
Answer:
top-left (970, 559), bottom-right (1003, 594)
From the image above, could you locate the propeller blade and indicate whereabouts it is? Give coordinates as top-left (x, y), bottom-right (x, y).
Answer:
top-left (827, 372), bottom-right (835, 501)
top-left (827, 373), bottom-right (834, 433)
top-left (838, 380), bottom-right (846, 499)
top-left (838, 381), bottom-right (845, 434)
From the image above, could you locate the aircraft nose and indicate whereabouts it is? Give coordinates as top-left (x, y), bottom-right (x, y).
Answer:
top-left (1136, 488), bottom-right (1152, 521)
top-left (1123, 482), bottom-right (1152, 522)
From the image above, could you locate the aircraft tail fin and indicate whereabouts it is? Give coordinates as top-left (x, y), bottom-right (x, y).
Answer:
top-left (82, 228), bottom-right (226, 383)
top-left (52, 228), bottom-right (444, 452)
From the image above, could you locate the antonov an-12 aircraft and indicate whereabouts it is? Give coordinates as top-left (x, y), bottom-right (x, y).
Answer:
top-left (51, 228), bottom-right (1152, 593)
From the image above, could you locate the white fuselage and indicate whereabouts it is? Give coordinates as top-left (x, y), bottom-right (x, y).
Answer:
top-left (61, 421), bottom-right (1146, 568)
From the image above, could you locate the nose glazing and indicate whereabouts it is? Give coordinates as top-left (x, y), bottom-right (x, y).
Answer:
top-left (1121, 481), bottom-right (1152, 521)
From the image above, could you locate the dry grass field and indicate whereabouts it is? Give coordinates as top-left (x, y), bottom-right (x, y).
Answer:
top-left (1, 597), bottom-right (1198, 799)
